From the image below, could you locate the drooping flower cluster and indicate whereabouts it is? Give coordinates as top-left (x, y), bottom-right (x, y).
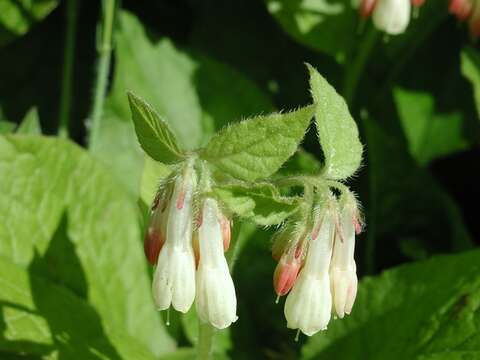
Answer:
top-left (144, 163), bottom-right (237, 329)
top-left (272, 196), bottom-right (362, 336)
top-left (449, 0), bottom-right (480, 37)
top-left (358, 0), bottom-right (426, 35)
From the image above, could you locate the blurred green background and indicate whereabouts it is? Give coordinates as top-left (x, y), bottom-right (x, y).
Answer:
top-left (0, 0), bottom-right (479, 359)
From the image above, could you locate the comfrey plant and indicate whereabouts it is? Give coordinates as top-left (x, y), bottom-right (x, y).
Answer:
top-left (128, 64), bottom-right (364, 345)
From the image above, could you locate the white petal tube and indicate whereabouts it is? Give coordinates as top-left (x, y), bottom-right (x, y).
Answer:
top-left (196, 198), bottom-right (237, 329)
top-left (284, 211), bottom-right (334, 336)
top-left (152, 172), bottom-right (197, 313)
top-left (373, 0), bottom-right (411, 35)
top-left (331, 207), bottom-right (358, 318)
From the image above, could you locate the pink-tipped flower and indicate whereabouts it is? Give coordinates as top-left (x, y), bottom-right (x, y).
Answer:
top-left (284, 209), bottom-right (335, 336)
top-left (196, 198), bottom-right (238, 329)
top-left (152, 167), bottom-right (197, 313)
top-left (449, 0), bottom-right (473, 21)
top-left (330, 204), bottom-right (359, 319)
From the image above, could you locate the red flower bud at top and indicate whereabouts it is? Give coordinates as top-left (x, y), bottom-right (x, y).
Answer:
top-left (360, 0), bottom-right (377, 17)
top-left (273, 254), bottom-right (302, 297)
top-left (411, 0), bottom-right (425, 7)
top-left (449, 0), bottom-right (473, 21)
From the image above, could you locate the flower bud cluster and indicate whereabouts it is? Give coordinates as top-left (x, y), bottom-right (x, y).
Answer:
top-left (144, 162), bottom-right (237, 329)
top-left (272, 196), bottom-right (362, 337)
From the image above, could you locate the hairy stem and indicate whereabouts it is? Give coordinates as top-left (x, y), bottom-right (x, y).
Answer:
top-left (88, 0), bottom-right (115, 150)
top-left (58, 0), bottom-right (78, 137)
top-left (197, 320), bottom-right (215, 360)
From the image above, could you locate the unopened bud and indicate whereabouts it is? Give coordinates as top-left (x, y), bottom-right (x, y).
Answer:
top-left (144, 228), bottom-right (165, 265)
top-left (144, 194), bottom-right (167, 265)
top-left (273, 255), bottom-right (302, 296)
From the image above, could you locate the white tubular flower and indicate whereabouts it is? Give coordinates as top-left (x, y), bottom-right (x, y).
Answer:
top-left (152, 169), bottom-right (197, 313)
top-left (196, 198), bottom-right (237, 329)
top-left (284, 210), bottom-right (335, 336)
top-left (330, 204), bottom-right (358, 319)
top-left (373, 0), bottom-right (411, 35)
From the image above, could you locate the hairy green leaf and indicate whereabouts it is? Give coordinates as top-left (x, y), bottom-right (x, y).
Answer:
top-left (0, 255), bottom-right (157, 359)
top-left (213, 183), bottom-right (298, 226)
top-left (201, 105), bottom-right (315, 181)
top-left (98, 11), bottom-right (273, 194)
top-left (128, 92), bottom-right (183, 163)
top-left (0, 135), bottom-right (174, 356)
top-left (394, 88), bottom-right (469, 165)
top-left (0, 121), bottom-right (15, 134)
top-left (308, 64), bottom-right (363, 180)
top-left (302, 250), bottom-right (480, 359)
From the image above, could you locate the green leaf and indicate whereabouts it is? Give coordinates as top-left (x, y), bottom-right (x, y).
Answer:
top-left (279, 149), bottom-right (322, 176)
top-left (264, 0), bottom-right (357, 62)
top-left (127, 92), bottom-right (184, 163)
top-left (461, 47), bottom-right (480, 121)
top-left (213, 183), bottom-right (298, 226)
top-left (201, 105), bottom-right (315, 181)
top-left (0, 121), bottom-right (15, 134)
top-left (97, 10), bottom-right (273, 194)
top-left (0, 255), bottom-right (157, 359)
top-left (181, 307), bottom-right (232, 355)
top-left (308, 64), bottom-right (363, 180)
top-left (302, 250), bottom-right (480, 359)
top-left (394, 88), bottom-right (469, 165)
top-left (16, 107), bottom-right (41, 134)
top-left (0, 0), bottom-right (58, 47)
top-left (140, 156), bottom-right (172, 205)
top-left (0, 135), bottom-right (175, 356)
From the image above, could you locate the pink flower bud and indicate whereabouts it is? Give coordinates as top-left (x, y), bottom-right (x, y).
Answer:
top-left (360, 0), bottom-right (377, 17)
top-left (144, 228), bottom-right (165, 265)
top-left (144, 195), bottom-right (167, 265)
top-left (273, 255), bottom-right (302, 296)
top-left (449, 0), bottom-right (472, 21)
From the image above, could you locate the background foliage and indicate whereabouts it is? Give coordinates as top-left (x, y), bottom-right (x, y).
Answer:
top-left (0, 0), bottom-right (479, 359)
